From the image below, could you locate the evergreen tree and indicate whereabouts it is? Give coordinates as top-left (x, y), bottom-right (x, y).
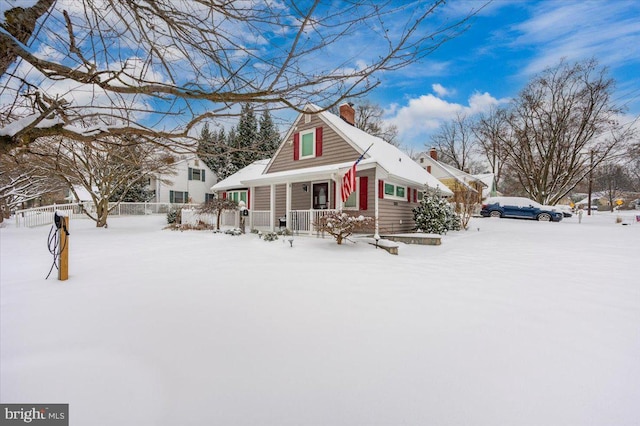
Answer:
top-left (109, 178), bottom-right (154, 202)
top-left (234, 103), bottom-right (259, 166)
top-left (225, 127), bottom-right (240, 178)
top-left (412, 191), bottom-right (461, 234)
top-left (197, 123), bottom-right (235, 180)
top-left (258, 109), bottom-right (281, 158)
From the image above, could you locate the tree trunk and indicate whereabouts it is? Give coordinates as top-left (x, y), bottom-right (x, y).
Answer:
top-left (96, 199), bottom-right (109, 227)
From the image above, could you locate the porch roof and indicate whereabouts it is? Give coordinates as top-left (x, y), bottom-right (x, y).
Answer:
top-left (241, 158), bottom-right (378, 186)
top-left (211, 159), bottom-right (269, 191)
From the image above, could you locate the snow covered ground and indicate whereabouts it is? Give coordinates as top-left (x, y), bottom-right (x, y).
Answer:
top-left (1, 211), bottom-right (639, 425)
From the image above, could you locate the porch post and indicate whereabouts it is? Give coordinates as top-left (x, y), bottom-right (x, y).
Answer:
top-left (249, 186), bottom-right (254, 230)
top-left (270, 183), bottom-right (276, 231)
top-left (374, 172), bottom-right (380, 237)
top-left (335, 175), bottom-right (343, 211)
top-left (286, 181), bottom-right (292, 230)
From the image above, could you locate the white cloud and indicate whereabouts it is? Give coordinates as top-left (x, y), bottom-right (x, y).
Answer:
top-left (431, 83), bottom-right (451, 97)
top-left (385, 91), bottom-right (509, 148)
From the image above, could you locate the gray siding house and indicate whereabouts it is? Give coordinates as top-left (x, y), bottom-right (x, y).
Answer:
top-left (211, 103), bottom-right (452, 234)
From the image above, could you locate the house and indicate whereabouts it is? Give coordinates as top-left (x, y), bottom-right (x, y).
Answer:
top-left (150, 156), bottom-right (217, 204)
top-left (416, 148), bottom-right (486, 206)
top-left (473, 173), bottom-right (500, 199)
top-left (211, 103), bottom-right (453, 234)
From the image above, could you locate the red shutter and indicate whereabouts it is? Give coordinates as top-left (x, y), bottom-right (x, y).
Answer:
top-left (378, 180), bottom-right (384, 199)
top-left (247, 189), bottom-right (251, 209)
top-left (359, 176), bottom-right (368, 210)
top-left (427, 165), bottom-right (431, 173)
top-left (293, 133), bottom-right (300, 160)
top-left (413, 188), bottom-right (417, 203)
top-left (222, 192), bottom-right (227, 199)
top-left (407, 187), bottom-right (411, 202)
top-left (315, 127), bottom-right (323, 157)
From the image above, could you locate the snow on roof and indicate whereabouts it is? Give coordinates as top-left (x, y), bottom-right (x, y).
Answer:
top-left (243, 158), bottom-right (378, 186)
top-left (211, 159), bottom-right (270, 191)
top-left (474, 173), bottom-right (498, 198)
top-left (307, 104), bottom-right (452, 195)
top-left (66, 185), bottom-right (97, 202)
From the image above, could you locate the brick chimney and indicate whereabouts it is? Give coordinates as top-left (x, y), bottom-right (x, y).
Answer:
top-left (429, 147), bottom-right (438, 161)
top-left (339, 103), bottom-right (355, 126)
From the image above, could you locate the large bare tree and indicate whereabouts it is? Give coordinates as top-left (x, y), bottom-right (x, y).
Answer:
top-left (353, 100), bottom-right (399, 146)
top-left (472, 106), bottom-right (511, 192)
top-left (25, 136), bottom-right (177, 227)
top-left (0, 0), bottom-right (481, 153)
top-left (484, 59), bottom-right (634, 205)
top-left (428, 113), bottom-right (480, 173)
top-left (0, 152), bottom-right (65, 222)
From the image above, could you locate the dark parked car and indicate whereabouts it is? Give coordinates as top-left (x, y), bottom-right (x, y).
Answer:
top-left (480, 197), bottom-right (563, 222)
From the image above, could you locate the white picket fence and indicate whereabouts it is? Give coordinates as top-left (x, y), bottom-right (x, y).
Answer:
top-left (14, 202), bottom-right (199, 228)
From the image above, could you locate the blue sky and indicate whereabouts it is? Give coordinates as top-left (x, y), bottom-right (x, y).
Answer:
top-left (1, 0), bottom-right (638, 154)
top-left (365, 0), bottom-right (640, 151)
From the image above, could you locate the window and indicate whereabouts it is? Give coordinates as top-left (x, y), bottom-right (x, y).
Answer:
top-left (300, 129), bottom-right (315, 158)
top-left (170, 190), bottom-right (188, 203)
top-left (188, 167), bottom-right (205, 181)
top-left (227, 190), bottom-right (248, 204)
top-left (417, 191), bottom-right (424, 201)
top-left (205, 193), bottom-right (215, 203)
top-left (383, 182), bottom-right (407, 201)
top-left (420, 158), bottom-right (424, 163)
top-left (344, 178), bottom-right (359, 209)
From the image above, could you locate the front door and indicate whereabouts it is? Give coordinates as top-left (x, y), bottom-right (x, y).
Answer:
top-left (312, 183), bottom-right (329, 209)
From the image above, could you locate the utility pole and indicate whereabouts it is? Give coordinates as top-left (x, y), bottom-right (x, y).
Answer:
top-left (587, 149), bottom-right (594, 216)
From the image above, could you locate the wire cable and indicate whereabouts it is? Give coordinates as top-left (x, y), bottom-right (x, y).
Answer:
top-left (45, 220), bottom-right (68, 280)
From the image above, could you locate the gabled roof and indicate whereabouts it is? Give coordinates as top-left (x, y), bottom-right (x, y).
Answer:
top-left (418, 153), bottom-right (486, 193)
top-left (473, 173), bottom-right (499, 198)
top-left (211, 159), bottom-right (270, 191)
top-left (264, 104), bottom-right (452, 194)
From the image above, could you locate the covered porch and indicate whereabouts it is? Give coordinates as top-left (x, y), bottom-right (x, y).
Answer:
top-left (243, 161), bottom-right (379, 235)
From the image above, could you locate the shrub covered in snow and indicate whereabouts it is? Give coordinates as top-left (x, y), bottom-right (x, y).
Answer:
top-left (314, 211), bottom-right (374, 245)
top-left (413, 191), bottom-right (461, 234)
top-left (167, 206), bottom-right (182, 225)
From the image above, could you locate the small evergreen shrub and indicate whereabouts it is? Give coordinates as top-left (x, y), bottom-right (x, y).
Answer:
top-left (167, 207), bottom-right (182, 225)
top-left (262, 231), bottom-right (278, 241)
top-left (413, 192), bottom-right (461, 234)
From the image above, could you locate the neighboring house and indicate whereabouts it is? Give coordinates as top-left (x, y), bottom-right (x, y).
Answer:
top-left (66, 185), bottom-right (96, 202)
top-left (150, 156), bottom-right (217, 204)
top-left (416, 149), bottom-right (486, 206)
top-left (211, 103), bottom-right (453, 234)
top-left (474, 173), bottom-right (500, 199)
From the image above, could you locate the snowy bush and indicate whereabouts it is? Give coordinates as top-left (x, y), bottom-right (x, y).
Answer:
top-left (314, 211), bottom-right (374, 245)
top-left (167, 207), bottom-right (182, 225)
top-left (413, 192), bottom-right (461, 234)
top-left (262, 231), bottom-right (278, 241)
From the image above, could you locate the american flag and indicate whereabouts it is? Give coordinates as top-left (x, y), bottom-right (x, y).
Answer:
top-left (341, 163), bottom-right (357, 203)
top-left (341, 144), bottom-right (372, 203)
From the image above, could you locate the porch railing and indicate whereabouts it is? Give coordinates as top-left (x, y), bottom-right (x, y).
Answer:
top-left (289, 209), bottom-right (338, 235)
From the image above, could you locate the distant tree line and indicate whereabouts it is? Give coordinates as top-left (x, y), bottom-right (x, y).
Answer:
top-left (426, 58), bottom-right (638, 206)
top-left (197, 105), bottom-right (281, 180)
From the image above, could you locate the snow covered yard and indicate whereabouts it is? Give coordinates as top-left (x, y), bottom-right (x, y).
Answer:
top-left (1, 211), bottom-right (639, 425)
